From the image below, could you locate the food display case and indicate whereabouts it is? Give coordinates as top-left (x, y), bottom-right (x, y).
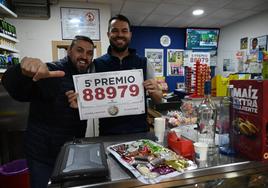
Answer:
top-left (49, 132), bottom-right (268, 188)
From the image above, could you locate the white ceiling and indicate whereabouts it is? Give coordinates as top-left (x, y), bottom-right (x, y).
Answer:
top-left (61, 0), bottom-right (268, 28)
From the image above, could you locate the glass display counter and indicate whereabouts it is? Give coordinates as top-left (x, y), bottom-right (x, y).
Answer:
top-left (49, 132), bottom-right (268, 188)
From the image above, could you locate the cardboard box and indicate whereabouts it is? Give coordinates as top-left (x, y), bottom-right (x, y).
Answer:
top-left (212, 74), bottom-right (251, 97)
top-left (211, 75), bottom-right (229, 97)
top-left (230, 80), bottom-right (268, 161)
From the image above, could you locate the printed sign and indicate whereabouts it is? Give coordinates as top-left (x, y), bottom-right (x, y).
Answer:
top-left (184, 52), bottom-right (210, 67)
top-left (73, 69), bottom-right (145, 120)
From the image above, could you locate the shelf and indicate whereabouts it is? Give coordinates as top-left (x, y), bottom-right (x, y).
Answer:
top-left (0, 45), bottom-right (19, 53)
top-left (0, 33), bottom-right (19, 43)
top-left (0, 4), bottom-right (17, 18)
top-left (0, 68), bottom-right (6, 73)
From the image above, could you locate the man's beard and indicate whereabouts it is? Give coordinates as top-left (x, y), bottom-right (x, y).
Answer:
top-left (110, 39), bottom-right (129, 52)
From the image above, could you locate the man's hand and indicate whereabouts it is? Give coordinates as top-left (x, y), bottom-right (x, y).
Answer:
top-left (65, 90), bottom-right (78, 109)
top-left (143, 78), bottom-right (163, 104)
top-left (21, 57), bottom-right (65, 81)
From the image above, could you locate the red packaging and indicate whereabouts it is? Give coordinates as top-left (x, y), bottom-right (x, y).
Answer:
top-left (167, 131), bottom-right (194, 160)
top-left (230, 80), bottom-right (268, 161)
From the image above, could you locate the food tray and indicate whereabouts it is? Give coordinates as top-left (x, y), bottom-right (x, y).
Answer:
top-left (107, 139), bottom-right (197, 184)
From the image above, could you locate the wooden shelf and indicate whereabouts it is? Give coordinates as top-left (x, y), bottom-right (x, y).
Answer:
top-left (0, 4), bottom-right (17, 18)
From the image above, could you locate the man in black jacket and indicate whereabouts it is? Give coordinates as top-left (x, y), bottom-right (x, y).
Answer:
top-left (2, 35), bottom-right (94, 188)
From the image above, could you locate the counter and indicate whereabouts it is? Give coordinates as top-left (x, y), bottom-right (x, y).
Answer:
top-left (49, 132), bottom-right (268, 188)
top-left (0, 83), bottom-right (29, 164)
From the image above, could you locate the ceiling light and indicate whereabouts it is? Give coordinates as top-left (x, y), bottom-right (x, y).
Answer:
top-left (193, 9), bottom-right (204, 16)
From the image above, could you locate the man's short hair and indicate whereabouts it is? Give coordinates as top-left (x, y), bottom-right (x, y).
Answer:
top-left (108, 14), bottom-right (131, 32)
top-left (70, 35), bottom-right (94, 49)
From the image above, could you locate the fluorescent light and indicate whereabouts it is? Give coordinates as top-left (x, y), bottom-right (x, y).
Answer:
top-left (193, 9), bottom-right (204, 16)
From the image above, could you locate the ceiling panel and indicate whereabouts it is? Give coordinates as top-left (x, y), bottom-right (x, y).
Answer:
top-left (153, 3), bottom-right (189, 16)
top-left (141, 14), bottom-right (173, 26)
top-left (223, 0), bottom-right (268, 10)
top-left (163, 0), bottom-right (199, 6)
top-left (209, 8), bottom-right (243, 19)
top-left (59, 0), bottom-right (267, 28)
top-left (121, 1), bottom-right (158, 14)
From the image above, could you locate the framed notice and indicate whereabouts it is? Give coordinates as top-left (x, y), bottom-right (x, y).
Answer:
top-left (73, 69), bottom-right (145, 120)
top-left (240, 37), bottom-right (248, 50)
top-left (145, 49), bottom-right (164, 77)
top-left (60, 7), bottom-right (100, 40)
top-left (167, 49), bottom-right (184, 76)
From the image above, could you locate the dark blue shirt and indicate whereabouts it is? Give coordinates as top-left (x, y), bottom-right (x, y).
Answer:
top-left (94, 47), bottom-right (149, 136)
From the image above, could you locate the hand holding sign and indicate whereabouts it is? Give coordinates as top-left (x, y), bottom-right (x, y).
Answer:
top-left (73, 69), bottom-right (145, 120)
top-left (65, 90), bottom-right (78, 109)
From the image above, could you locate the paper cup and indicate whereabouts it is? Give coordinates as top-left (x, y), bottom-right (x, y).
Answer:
top-left (154, 117), bottom-right (166, 143)
top-left (193, 142), bottom-right (208, 161)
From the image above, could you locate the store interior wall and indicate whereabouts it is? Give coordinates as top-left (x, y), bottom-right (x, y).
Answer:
top-left (6, 1), bottom-right (111, 62)
top-left (130, 26), bottom-right (185, 92)
top-left (4, 1), bottom-right (268, 80)
top-left (216, 11), bottom-right (268, 77)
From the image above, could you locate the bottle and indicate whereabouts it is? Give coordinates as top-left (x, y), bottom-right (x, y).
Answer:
top-left (218, 85), bottom-right (236, 155)
top-left (197, 81), bottom-right (217, 155)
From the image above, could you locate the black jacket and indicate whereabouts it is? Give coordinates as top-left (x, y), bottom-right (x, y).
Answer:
top-left (94, 47), bottom-right (149, 136)
top-left (2, 57), bottom-right (91, 165)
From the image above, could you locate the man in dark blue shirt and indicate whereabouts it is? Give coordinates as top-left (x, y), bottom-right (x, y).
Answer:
top-left (94, 15), bottom-right (162, 135)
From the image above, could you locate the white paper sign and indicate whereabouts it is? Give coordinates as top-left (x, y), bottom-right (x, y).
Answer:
top-left (73, 69), bottom-right (145, 120)
top-left (184, 52), bottom-right (210, 67)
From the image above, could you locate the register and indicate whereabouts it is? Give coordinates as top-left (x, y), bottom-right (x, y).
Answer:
top-left (51, 142), bottom-right (109, 184)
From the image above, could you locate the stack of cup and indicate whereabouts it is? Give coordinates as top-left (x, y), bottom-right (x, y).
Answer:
top-left (154, 117), bottom-right (166, 143)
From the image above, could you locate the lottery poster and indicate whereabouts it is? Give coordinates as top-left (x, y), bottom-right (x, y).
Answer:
top-left (73, 69), bottom-right (145, 120)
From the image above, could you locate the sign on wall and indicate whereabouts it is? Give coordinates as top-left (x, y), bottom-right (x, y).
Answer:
top-left (167, 49), bottom-right (184, 76)
top-left (60, 7), bottom-right (100, 40)
top-left (184, 51), bottom-right (210, 67)
top-left (145, 49), bottom-right (164, 77)
top-left (73, 69), bottom-right (145, 120)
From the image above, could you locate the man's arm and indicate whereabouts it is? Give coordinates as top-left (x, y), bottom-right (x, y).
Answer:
top-left (2, 57), bottom-right (65, 102)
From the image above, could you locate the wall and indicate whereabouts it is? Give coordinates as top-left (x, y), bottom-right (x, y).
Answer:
top-left (6, 1), bottom-right (111, 62)
top-left (131, 26), bottom-right (185, 92)
top-left (216, 11), bottom-right (268, 76)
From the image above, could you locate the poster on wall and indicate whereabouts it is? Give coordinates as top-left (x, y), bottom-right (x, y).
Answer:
top-left (250, 35), bottom-right (267, 51)
top-left (223, 59), bottom-right (235, 72)
top-left (167, 49), bottom-right (184, 76)
top-left (184, 51), bottom-right (210, 67)
top-left (240, 37), bottom-right (248, 50)
top-left (61, 7), bottom-right (100, 40)
top-left (145, 49), bottom-right (164, 77)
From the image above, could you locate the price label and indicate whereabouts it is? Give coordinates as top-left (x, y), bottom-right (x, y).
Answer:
top-left (73, 69), bottom-right (145, 120)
